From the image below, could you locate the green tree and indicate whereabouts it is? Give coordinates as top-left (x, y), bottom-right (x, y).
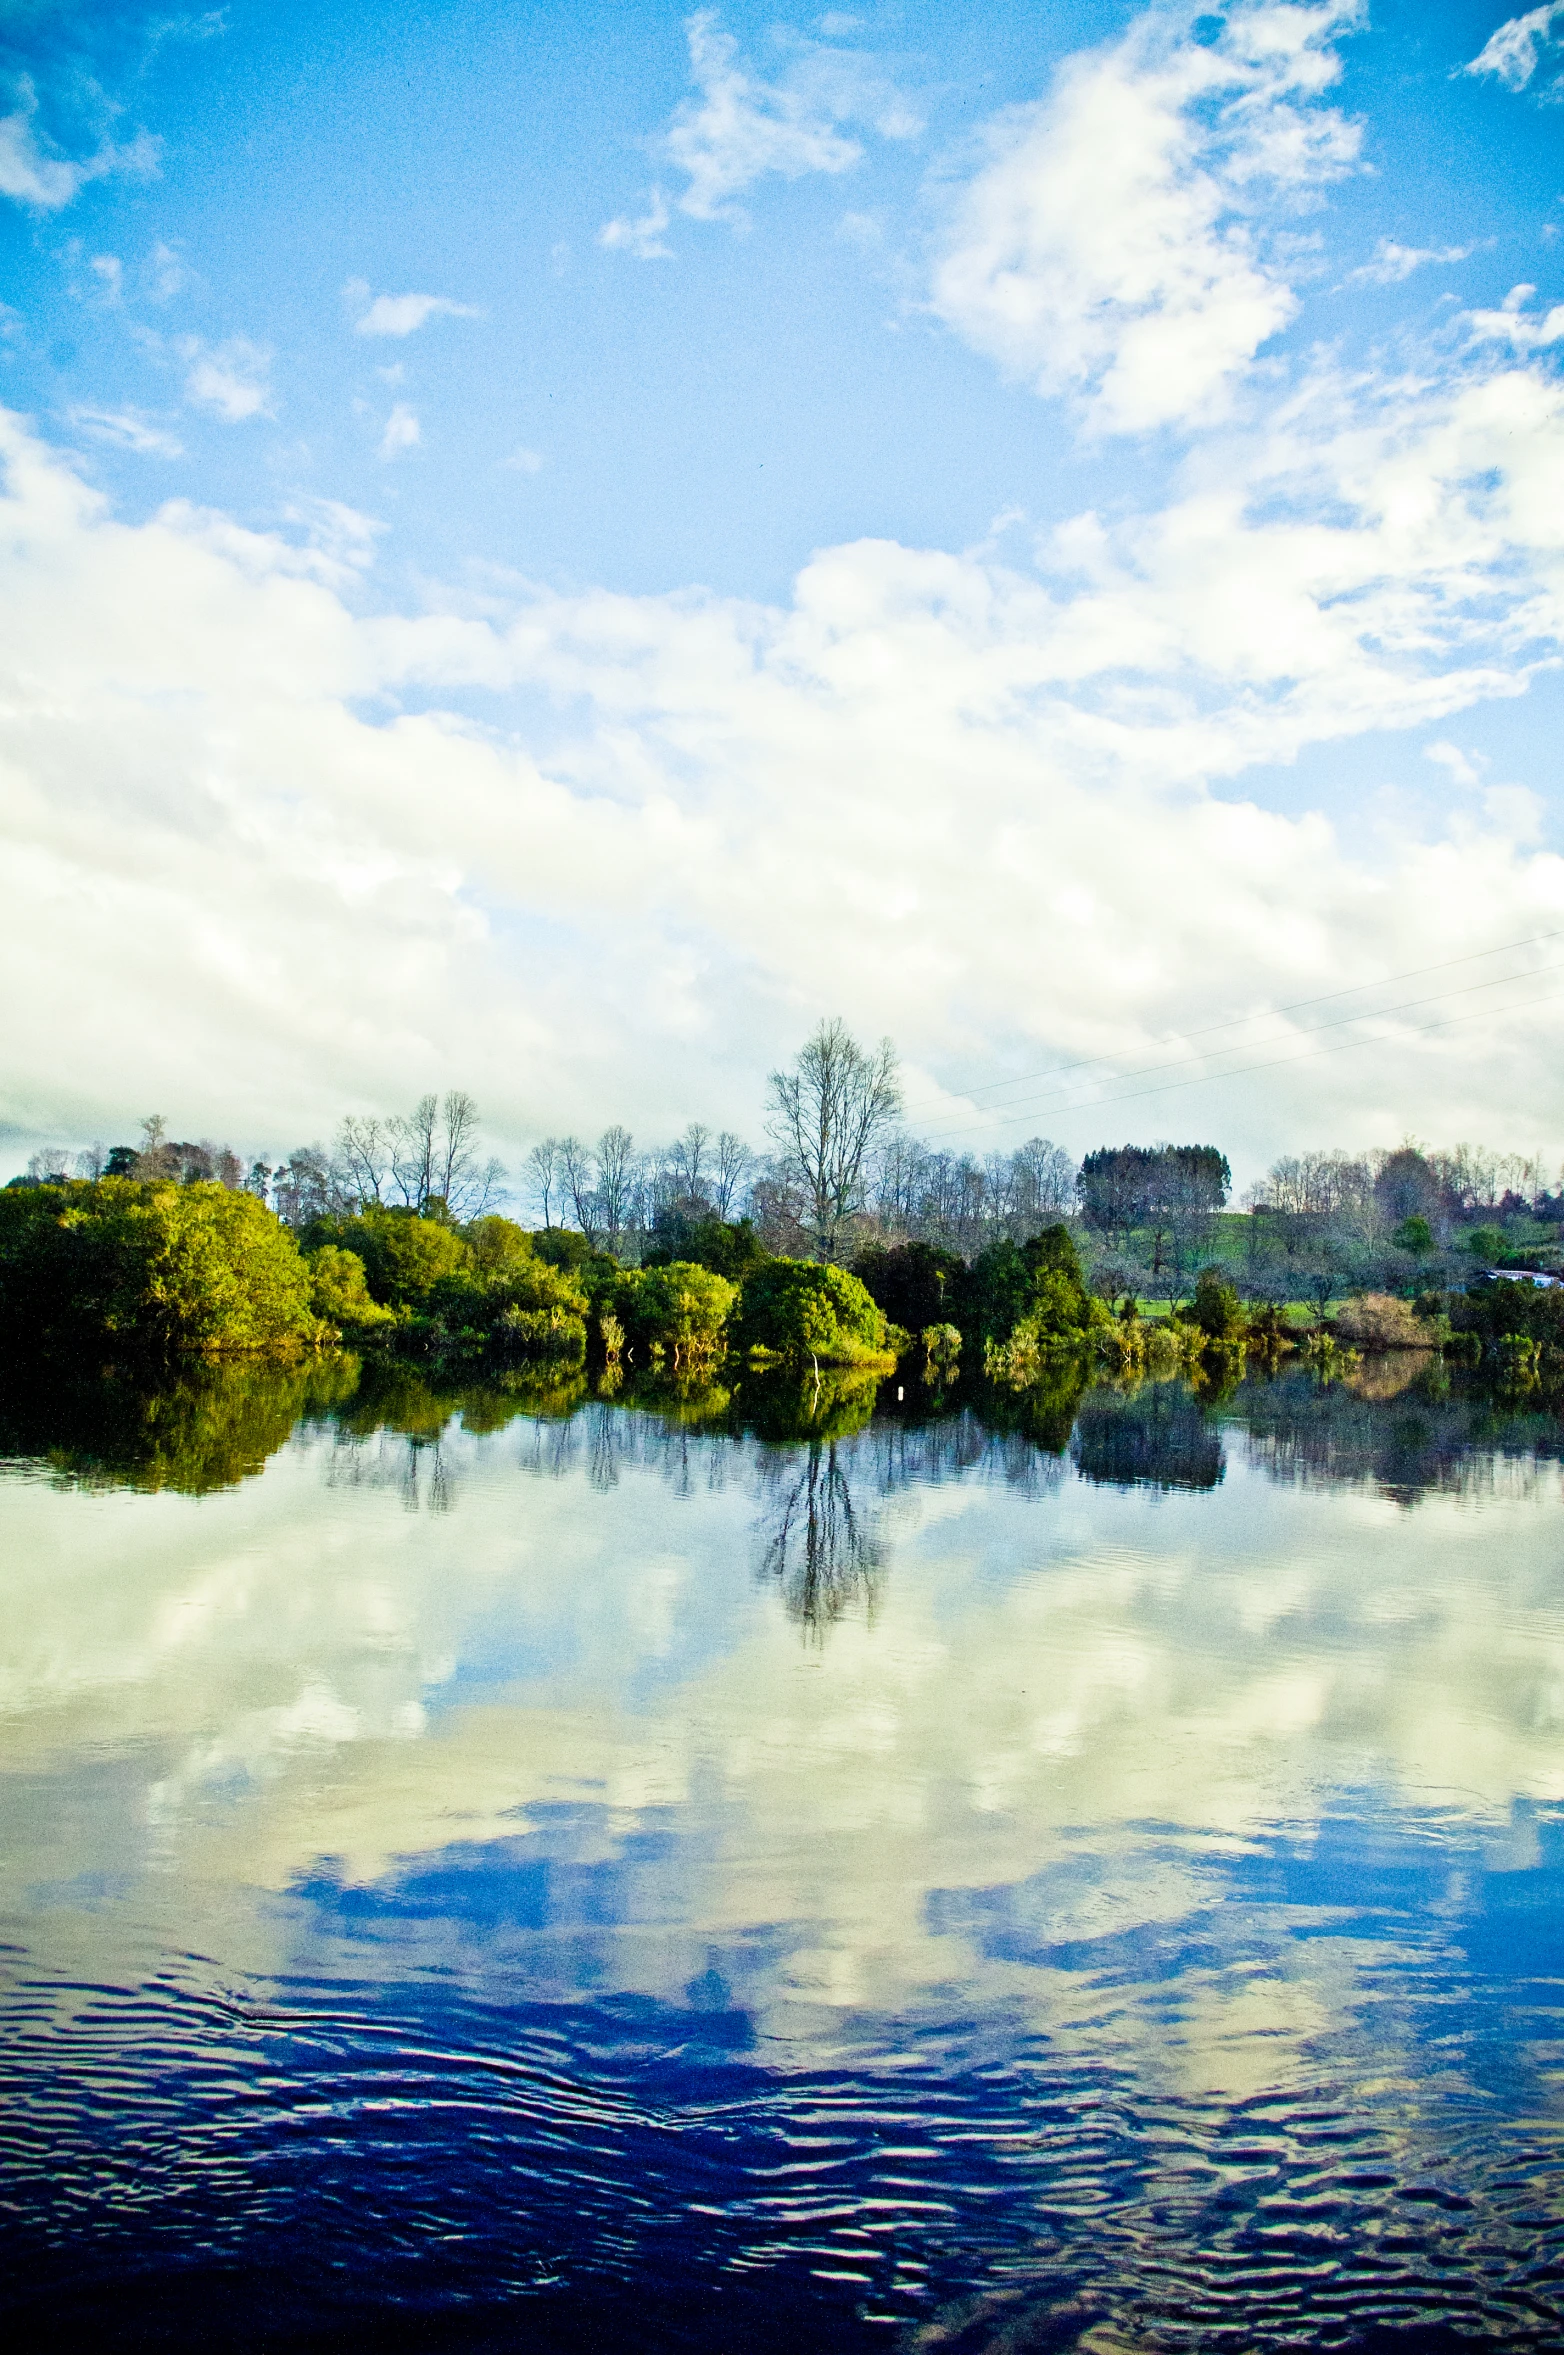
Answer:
top-left (614, 1262), bottom-right (737, 1366)
top-left (1393, 1214), bottom-right (1434, 1256)
top-left (733, 1258), bottom-right (902, 1366)
top-left (0, 1178), bottom-right (325, 1357)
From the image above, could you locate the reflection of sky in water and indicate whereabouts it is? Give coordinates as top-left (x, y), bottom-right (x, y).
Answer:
top-left (4, 1392), bottom-right (1564, 2347)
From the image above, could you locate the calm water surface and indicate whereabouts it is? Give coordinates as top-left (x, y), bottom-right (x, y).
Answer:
top-left (3, 1361), bottom-right (1564, 2351)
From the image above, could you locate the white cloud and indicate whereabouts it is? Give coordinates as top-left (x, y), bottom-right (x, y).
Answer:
top-left (89, 253), bottom-right (123, 303)
top-left (929, 1), bottom-right (1364, 435)
top-left (598, 186), bottom-right (673, 259)
top-left (0, 78), bottom-right (158, 212)
top-left (180, 336), bottom-right (273, 422)
top-left (146, 241), bottom-right (191, 301)
top-left (1464, 3), bottom-right (1564, 94)
top-left (343, 279), bottom-right (482, 337)
top-left (69, 406), bottom-right (184, 458)
top-left (500, 445), bottom-right (543, 473)
top-left (1425, 740), bottom-right (1484, 788)
top-left (1467, 282), bottom-right (1564, 349)
top-left (601, 8), bottom-right (921, 252)
top-left (1348, 238), bottom-right (1472, 285)
top-left (378, 401), bottom-right (420, 459)
top-left (3, 303), bottom-right (1564, 1173)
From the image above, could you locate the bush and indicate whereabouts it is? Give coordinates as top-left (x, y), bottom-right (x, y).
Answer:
top-left (1179, 1266), bottom-right (1247, 1344)
top-left (309, 1244), bottom-right (396, 1335)
top-left (733, 1258), bottom-right (902, 1366)
top-left (321, 1205), bottom-right (472, 1307)
top-left (613, 1261), bottom-right (737, 1366)
top-left (0, 1177), bottom-right (326, 1358)
top-left (643, 1213), bottom-right (768, 1283)
top-left (852, 1241), bottom-right (964, 1336)
top-left (1332, 1292), bottom-right (1436, 1350)
top-left (969, 1225), bottom-right (1108, 1359)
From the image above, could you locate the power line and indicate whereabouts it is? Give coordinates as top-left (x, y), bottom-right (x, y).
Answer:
top-left (933, 980), bottom-right (1564, 1140)
top-left (900, 923), bottom-right (1564, 1135)
top-left (915, 958), bottom-right (1564, 1143)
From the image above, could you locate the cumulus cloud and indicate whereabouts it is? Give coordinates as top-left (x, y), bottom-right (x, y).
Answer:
top-left (378, 401), bottom-right (420, 459)
top-left (1467, 283), bottom-right (1564, 349)
top-left (3, 286), bottom-right (1564, 1173)
top-left (0, 76), bottom-right (158, 211)
top-left (601, 7), bottom-right (920, 251)
top-left (343, 279), bottom-right (482, 337)
top-left (929, 1), bottom-right (1364, 434)
top-left (1464, 3), bottom-right (1564, 96)
top-left (180, 335), bottom-right (273, 421)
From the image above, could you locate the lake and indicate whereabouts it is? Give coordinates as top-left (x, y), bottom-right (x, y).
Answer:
top-left (3, 1355), bottom-right (1564, 2351)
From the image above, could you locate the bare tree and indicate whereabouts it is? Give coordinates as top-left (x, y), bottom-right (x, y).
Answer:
top-left (527, 1137), bottom-right (562, 1227)
top-left (26, 1148), bottom-right (69, 1182)
top-left (667, 1122), bottom-right (711, 1202)
top-left (434, 1090), bottom-right (479, 1207)
top-left (337, 1116), bottom-right (391, 1204)
top-left (595, 1125), bottom-right (638, 1246)
top-left (767, 1020), bottom-right (902, 1260)
top-left (389, 1095), bottom-right (438, 1209)
top-left (74, 1142), bottom-right (108, 1180)
top-left (712, 1130), bottom-right (751, 1219)
top-left (559, 1136), bottom-right (597, 1237)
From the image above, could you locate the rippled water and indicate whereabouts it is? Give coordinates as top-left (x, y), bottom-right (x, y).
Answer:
top-left (3, 1361), bottom-right (1564, 2351)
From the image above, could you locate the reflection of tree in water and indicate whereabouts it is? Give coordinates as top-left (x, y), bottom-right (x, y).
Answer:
top-left (1223, 1366), bottom-right (1564, 1505)
top-left (758, 1439), bottom-right (885, 1639)
top-left (1070, 1382), bottom-right (1224, 1492)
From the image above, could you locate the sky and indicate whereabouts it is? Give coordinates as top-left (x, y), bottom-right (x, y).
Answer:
top-left (2, 0), bottom-right (1564, 1188)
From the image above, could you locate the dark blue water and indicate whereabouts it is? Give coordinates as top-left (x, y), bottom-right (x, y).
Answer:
top-left (3, 1365), bottom-right (1564, 2350)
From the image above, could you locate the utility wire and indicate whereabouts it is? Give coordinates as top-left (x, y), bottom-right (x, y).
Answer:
top-left (914, 958), bottom-right (1564, 1143)
top-left (930, 981), bottom-right (1564, 1140)
top-left (899, 923), bottom-right (1564, 1133)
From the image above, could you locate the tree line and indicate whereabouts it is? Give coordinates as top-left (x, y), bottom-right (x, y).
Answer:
top-left (16, 1022), bottom-right (1561, 1307)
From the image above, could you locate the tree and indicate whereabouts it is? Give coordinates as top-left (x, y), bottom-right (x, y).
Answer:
top-left (526, 1137), bottom-right (562, 1227)
top-left (336, 1116), bottom-right (392, 1205)
top-left (382, 1092), bottom-right (503, 1218)
top-left (712, 1131), bottom-right (751, 1219)
top-left (558, 1137), bottom-right (597, 1238)
top-left (595, 1125), bottom-right (638, 1246)
top-left (667, 1122), bottom-right (710, 1203)
top-left (766, 1019), bottom-right (902, 1260)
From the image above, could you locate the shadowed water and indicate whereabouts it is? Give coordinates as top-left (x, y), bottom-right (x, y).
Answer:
top-left (3, 1356), bottom-right (1564, 2351)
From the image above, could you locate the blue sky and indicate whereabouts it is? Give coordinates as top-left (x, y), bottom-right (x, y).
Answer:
top-left (3, 1), bottom-right (1564, 1180)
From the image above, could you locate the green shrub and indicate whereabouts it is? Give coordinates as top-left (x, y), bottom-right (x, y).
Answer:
top-left (322, 1205), bottom-right (473, 1307)
top-left (1179, 1266), bottom-right (1248, 1343)
top-left (733, 1258), bottom-right (903, 1366)
top-left (969, 1225), bottom-right (1108, 1360)
top-left (309, 1244), bottom-right (396, 1335)
top-left (614, 1261), bottom-right (737, 1366)
top-left (0, 1177), bottom-right (325, 1357)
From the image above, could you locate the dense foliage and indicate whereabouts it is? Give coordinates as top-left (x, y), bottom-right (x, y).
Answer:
top-left (733, 1258), bottom-right (903, 1366)
top-left (0, 1178), bottom-right (326, 1357)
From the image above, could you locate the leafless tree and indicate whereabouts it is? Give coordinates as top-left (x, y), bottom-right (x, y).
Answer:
top-left (74, 1142), bottom-right (108, 1180)
top-left (337, 1116), bottom-right (392, 1204)
top-left (26, 1148), bottom-right (69, 1182)
top-left (382, 1092), bottom-right (502, 1218)
top-left (668, 1122), bottom-right (711, 1202)
top-left (527, 1137), bottom-right (562, 1227)
top-left (711, 1130), bottom-right (751, 1219)
top-left (595, 1125), bottom-right (638, 1246)
top-left (559, 1136), bottom-right (597, 1237)
top-left (767, 1019), bottom-right (902, 1259)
